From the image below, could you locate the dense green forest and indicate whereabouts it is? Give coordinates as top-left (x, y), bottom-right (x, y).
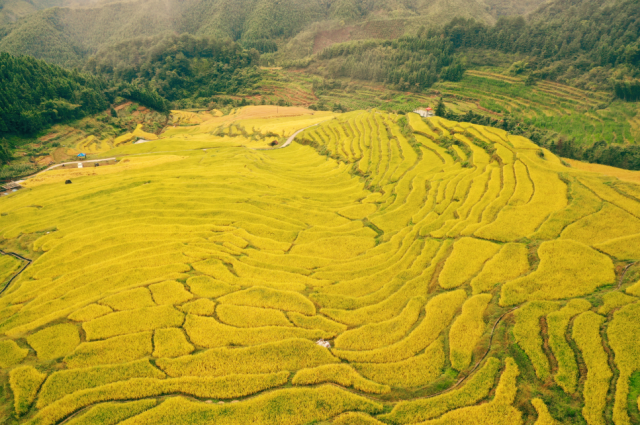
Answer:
top-left (84, 34), bottom-right (261, 102)
top-left (299, 0), bottom-right (640, 94)
top-left (0, 33), bottom-right (260, 143)
top-left (0, 0), bottom-right (549, 68)
top-left (441, 0), bottom-right (640, 92)
top-left (301, 36), bottom-right (464, 90)
top-left (0, 52), bottom-right (110, 138)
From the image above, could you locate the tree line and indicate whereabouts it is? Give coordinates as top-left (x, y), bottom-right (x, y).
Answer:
top-left (84, 34), bottom-right (261, 102)
top-left (296, 36), bottom-right (464, 91)
top-left (439, 0), bottom-right (640, 95)
top-left (0, 34), bottom-right (262, 145)
top-left (435, 100), bottom-right (640, 171)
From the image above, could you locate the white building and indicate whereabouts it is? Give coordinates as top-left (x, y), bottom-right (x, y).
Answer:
top-left (414, 107), bottom-right (435, 118)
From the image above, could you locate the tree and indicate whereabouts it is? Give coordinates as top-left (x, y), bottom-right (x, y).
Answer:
top-left (525, 74), bottom-right (536, 86)
top-left (435, 98), bottom-right (446, 117)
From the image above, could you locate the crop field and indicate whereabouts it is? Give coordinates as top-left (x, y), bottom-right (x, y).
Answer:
top-left (1, 105), bottom-right (640, 424)
top-left (256, 68), bottom-right (640, 148)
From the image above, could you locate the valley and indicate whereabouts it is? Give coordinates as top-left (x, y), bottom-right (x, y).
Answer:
top-left (1, 0), bottom-right (640, 423)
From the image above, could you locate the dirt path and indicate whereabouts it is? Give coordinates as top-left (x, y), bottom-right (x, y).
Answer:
top-left (0, 250), bottom-right (31, 295)
top-left (280, 125), bottom-right (315, 148)
top-left (15, 158), bottom-right (117, 184)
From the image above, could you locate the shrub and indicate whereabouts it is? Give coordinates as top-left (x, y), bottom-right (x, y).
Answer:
top-left (27, 323), bottom-right (80, 361)
top-left (10, 366), bottom-right (47, 415)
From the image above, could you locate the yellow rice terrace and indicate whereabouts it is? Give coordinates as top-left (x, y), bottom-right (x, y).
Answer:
top-left (2, 105), bottom-right (640, 424)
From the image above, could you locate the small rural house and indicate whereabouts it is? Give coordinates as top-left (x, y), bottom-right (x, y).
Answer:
top-left (414, 107), bottom-right (435, 118)
top-left (77, 153), bottom-right (86, 160)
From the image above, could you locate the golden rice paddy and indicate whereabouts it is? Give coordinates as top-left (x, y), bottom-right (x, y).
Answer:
top-left (1, 105), bottom-right (639, 424)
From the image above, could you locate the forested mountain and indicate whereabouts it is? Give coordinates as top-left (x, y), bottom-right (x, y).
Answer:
top-left (0, 32), bottom-right (260, 144)
top-left (0, 0), bottom-right (549, 67)
top-left (299, 0), bottom-right (639, 94)
top-left (442, 0), bottom-right (640, 91)
top-left (304, 36), bottom-right (464, 91)
top-left (0, 51), bottom-right (111, 138)
top-left (85, 34), bottom-right (261, 102)
top-left (0, 0), bottom-right (107, 25)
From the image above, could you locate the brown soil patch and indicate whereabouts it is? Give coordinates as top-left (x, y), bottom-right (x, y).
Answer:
top-left (39, 132), bottom-right (59, 142)
top-left (313, 20), bottom-right (406, 54)
top-left (115, 101), bottom-right (133, 111)
top-left (314, 27), bottom-right (352, 54)
top-left (36, 156), bottom-right (53, 166)
top-left (52, 147), bottom-right (70, 163)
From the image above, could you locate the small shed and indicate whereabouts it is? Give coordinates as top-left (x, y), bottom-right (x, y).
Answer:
top-left (77, 153), bottom-right (87, 160)
top-left (414, 107), bottom-right (435, 118)
top-left (2, 182), bottom-right (22, 191)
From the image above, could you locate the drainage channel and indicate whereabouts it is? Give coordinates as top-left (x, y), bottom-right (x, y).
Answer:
top-left (0, 250), bottom-right (32, 296)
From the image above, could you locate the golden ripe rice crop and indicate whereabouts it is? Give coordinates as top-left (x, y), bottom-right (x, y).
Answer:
top-left (1, 106), bottom-right (640, 424)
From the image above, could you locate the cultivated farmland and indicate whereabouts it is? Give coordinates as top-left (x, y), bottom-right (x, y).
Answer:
top-left (1, 105), bottom-right (640, 424)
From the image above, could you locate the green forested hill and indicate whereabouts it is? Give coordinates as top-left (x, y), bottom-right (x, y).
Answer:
top-left (85, 34), bottom-right (261, 102)
top-left (0, 0), bottom-right (107, 25)
top-left (0, 0), bottom-right (549, 67)
top-left (0, 51), bottom-right (111, 162)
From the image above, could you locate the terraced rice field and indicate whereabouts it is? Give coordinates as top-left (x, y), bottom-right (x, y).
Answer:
top-left (262, 68), bottom-right (640, 148)
top-left (2, 105), bottom-right (640, 424)
top-left (438, 70), bottom-right (640, 146)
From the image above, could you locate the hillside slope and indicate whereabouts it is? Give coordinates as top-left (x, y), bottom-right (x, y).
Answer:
top-left (1, 106), bottom-right (640, 424)
top-left (0, 0), bottom-right (547, 66)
